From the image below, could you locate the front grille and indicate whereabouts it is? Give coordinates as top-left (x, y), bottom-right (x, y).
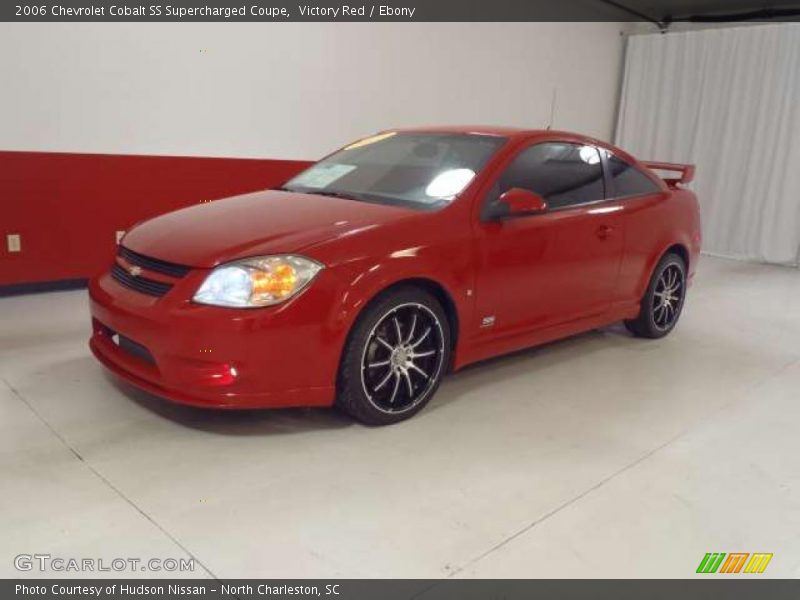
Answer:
top-left (111, 263), bottom-right (173, 297)
top-left (118, 246), bottom-right (191, 278)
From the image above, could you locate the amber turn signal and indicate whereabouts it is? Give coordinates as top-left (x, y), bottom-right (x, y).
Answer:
top-left (251, 263), bottom-right (298, 299)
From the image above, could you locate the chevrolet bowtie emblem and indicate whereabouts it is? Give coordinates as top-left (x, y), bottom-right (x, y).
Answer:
top-left (129, 265), bottom-right (143, 277)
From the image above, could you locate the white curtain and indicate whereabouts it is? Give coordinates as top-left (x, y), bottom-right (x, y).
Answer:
top-left (616, 23), bottom-right (800, 266)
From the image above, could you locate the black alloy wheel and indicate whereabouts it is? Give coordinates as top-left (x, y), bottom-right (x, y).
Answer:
top-left (652, 263), bottom-right (684, 331)
top-left (360, 302), bottom-right (445, 413)
top-left (337, 287), bottom-right (450, 425)
top-left (625, 252), bottom-right (687, 339)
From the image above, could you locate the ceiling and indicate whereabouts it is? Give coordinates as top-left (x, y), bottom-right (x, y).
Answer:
top-left (605, 0), bottom-right (800, 23)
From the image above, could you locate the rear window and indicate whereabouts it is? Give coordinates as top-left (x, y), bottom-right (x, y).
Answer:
top-left (605, 153), bottom-right (661, 198)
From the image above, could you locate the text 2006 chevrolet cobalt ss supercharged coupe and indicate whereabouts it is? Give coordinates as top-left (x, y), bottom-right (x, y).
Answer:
top-left (89, 127), bottom-right (700, 425)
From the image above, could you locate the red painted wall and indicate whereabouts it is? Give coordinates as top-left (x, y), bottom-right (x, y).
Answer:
top-left (0, 151), bottom-right (312, 286)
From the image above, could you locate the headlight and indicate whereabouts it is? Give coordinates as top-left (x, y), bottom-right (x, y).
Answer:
top-left (193, 255), bottom-right (323, 308)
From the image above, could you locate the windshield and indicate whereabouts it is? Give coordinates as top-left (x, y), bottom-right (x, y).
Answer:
top-left (282, 132), bottom-right (507, 210)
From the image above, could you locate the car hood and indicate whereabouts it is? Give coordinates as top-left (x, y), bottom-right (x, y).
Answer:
top-left (122, 190), bottom-right (414, 268)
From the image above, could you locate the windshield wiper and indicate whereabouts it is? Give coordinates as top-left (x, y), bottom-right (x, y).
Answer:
top-left (273, 186), bottom-right (365, 202)
top-left (302, 190), bottom-right (365, 202)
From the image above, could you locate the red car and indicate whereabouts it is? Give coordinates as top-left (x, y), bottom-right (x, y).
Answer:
top-left (89, 127), bottom-right (700, 425)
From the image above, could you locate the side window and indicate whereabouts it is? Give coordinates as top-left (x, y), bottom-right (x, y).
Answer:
top-left (605, 152), bottom-right (661, 198)
top-left (484, 142), bottom-right (605, 212)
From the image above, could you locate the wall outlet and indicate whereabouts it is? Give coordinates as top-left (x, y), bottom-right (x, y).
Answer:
top-left (116, 230), bottom-right (126, 244)
top-left (7, 234), bottom-right (21, 253)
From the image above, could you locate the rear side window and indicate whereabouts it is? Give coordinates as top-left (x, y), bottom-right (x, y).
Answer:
top-left (485, 142), bottom-right (605, 210)
top-left (605, 153), bottom-right (660, 198)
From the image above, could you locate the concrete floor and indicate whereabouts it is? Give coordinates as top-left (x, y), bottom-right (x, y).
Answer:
top-left (1, 255), bottom-right (799, 579)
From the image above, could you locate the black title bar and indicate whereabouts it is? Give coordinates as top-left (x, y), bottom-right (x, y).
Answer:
top-left (4, 0), bottom-right (630, 22)
top-left (5, 579), bottom-right (800, 600)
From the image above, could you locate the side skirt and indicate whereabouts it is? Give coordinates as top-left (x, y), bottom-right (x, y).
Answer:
top-left (452, 304), bottom-right (640, 371)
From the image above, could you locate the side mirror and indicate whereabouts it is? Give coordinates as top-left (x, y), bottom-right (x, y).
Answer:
top-left (497, 188), bottom-right (547, 216)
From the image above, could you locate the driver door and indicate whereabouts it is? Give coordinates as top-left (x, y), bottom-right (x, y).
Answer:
top-left (473, 141), bottom-right (624, 343)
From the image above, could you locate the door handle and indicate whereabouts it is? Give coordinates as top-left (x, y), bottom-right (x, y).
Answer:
top-left (596, 225), bottom-right (614, 240)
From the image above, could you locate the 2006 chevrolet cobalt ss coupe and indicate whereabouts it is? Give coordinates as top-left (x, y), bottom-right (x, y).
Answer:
top-left (89, 127), bottom-right (701, 425)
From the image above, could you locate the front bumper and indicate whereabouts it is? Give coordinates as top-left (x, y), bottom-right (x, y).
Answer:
top-left (88, 268), bottom-right (343, 409)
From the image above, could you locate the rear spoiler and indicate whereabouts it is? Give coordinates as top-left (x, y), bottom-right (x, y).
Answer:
top-left (642, 161), bottom-right (695, 185)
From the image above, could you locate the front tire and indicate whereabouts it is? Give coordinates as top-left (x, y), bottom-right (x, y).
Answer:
top-left (625, 253), bottom-right (687, 339)
top-left (337, 286), bottom-right (451, 425)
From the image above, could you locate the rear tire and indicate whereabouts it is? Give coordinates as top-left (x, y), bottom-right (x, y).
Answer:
top-left (625, 253), bottom-right (687, 339)
top-left (336, 286), bottom-right (451, 426)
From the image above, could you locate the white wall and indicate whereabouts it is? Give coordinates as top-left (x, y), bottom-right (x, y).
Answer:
top-left (0, 22), bottom-right (626, 160)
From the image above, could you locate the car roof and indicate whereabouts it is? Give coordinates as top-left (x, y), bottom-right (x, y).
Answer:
top-left (390, 125), bottom-right (532, 137)
top-left (388, 125), bottom-right (608, 145)
top-left (369, 126), bottom-right (638, 165)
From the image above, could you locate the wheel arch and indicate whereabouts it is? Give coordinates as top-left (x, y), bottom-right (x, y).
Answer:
top-left (352, 277), bottom-right (460, 350)
top-left (636, 241), bottom-right (691, 301)
top-left (334, 276), bottom-right (462, 389)
top-left (665, 242), bottom-right (690, 270)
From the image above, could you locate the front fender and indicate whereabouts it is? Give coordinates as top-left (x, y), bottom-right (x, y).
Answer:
top-left (327, 247), bottom-right (473, 358)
